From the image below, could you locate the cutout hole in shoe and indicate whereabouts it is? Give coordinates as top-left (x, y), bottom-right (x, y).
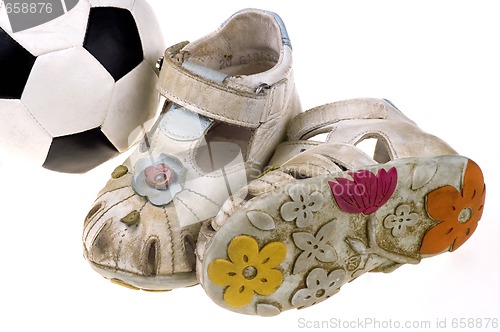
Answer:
top-left (243, 192), bottom-right (255, 202)
top-left (307, 133), bottom-right (329, 143)
top-left (183, 235), bottom-right (197, 270)
top-left (85, 203), bottom-right (102, 225)
top-left (355, 135), bottom-right (392, 164)
top-left (317, 155), bottom-right (349, 172)
top-left (195, 122), bottom-right (253, 173)
top-left (205, 222), bottom-right (216, 233)
top-left (144, 240), bottom-right (158, 277)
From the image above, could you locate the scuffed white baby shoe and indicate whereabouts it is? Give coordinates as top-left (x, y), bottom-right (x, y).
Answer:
top-left (197, 98), bottom-right (486, 316)
top-left (83, 8), bottom-right (301, 291)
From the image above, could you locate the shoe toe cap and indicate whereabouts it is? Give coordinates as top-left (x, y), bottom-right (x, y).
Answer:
top-left (82, 179), bottom-right (199, 289)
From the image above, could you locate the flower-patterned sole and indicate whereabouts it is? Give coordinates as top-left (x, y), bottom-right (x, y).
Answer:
top-left (197, 155), bottom-right (485, 316)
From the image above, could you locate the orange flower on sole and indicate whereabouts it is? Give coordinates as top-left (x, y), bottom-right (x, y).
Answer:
top-left (420, 160), bottom-right (486, 255)
top-left (208, 236), bottom-right (286, 307)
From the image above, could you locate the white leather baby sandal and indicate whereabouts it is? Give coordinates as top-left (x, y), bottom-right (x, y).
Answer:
top-left (82, 8), bottom-right (301, 291)
top-left (197, 98), bottom-right (486, 316)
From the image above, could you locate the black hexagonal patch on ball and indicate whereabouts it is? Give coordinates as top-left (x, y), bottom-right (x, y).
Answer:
top-left (43, 128), bottom-right (119, 173)
top-left (83, 7), bottom-right (143, 82)
top-left (0, 27), bottom-right (37, 99)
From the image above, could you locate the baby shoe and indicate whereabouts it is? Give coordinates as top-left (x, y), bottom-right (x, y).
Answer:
top-left (197, 98), bottom-right (486, 316)
top-left (82, 8), bottom-right (301, 291)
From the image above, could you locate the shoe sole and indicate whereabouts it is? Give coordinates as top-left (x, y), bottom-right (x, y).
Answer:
top-left (88, 261), bottom-right (198, 291)
top-left (198, 155), bottom-right (485, 316)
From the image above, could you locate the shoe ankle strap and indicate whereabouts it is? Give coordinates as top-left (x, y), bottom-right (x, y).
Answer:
top-left (286, 98), bottom-right (457, 160)
top-left (286, 98), bottom-right (390, 140)
top-left (157, 42), bottom-right (286, 128)
top-left (270, 141), bottom-right (377, 173)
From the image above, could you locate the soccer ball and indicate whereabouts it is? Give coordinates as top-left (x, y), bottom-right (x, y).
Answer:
top-left (0, 0), bottom-right (165, 173)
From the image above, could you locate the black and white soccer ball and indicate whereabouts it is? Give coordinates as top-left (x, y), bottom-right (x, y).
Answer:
top-left (0, 0), bottom-right (164, 173)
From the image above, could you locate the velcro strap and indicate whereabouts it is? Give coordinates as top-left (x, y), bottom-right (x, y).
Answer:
top-left (157, 42), bottom-right (270, 128)
top-left (287, 98), bottom-right (389, 140)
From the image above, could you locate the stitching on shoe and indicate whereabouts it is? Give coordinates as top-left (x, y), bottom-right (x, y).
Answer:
top-left (244, 129), bottom-right (257, 161)
top-left (254, 178), bottom-right (275, 188)
top-left (285, 161), bottom-right (331, 174)
top-left (89, 193), bottom-right (136, 231)
top-left (137, 200), bottom-right (148, 214)
top-left (182, 188), bottom-right (220, 207)
top-left (94, 185), bottom-right (130, 202)
top-left (161, 206), bottom-right (175, 273)
top-left (151, 124), bottom-right (161, 152)
top-left (279, 141), bottom-right (319, 148)
top-left (267, 79), bottom-right (287, 119)
top-left (162, 109), bottom-right (211, 140)
top-left (173, 196), bottom-right (201, 222)
top-left (265, 84), bottom-right (276, 123)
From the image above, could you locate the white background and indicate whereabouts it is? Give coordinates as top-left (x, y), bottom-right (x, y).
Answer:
top-left (1, 1), bottom-right (499, 331)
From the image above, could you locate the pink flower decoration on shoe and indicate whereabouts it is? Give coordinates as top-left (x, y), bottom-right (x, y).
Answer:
top-left (328, 167), bottom-right (397, 215)
top-left (144, 163), bottom-right (174, 190)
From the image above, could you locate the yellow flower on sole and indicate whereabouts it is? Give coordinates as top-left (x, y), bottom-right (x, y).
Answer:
top-left (208, 235), bottom-right (286, 307)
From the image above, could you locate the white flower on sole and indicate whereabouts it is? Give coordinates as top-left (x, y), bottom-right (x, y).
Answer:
top-left (292, 220), bottom-right (337, 274)
top-left (383, 204), bottom-right (419, 237)
top-left (281, 184), bottom-right (324, 227)
top-left (291, 268), bottom-right (347, 309)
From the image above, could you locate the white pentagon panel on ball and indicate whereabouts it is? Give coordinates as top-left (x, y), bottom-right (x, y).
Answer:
top-left (102, 61), bottom-right (160, 152)
top-left (0, 1), bottom-right (91, 57)
top-left (21, 46), bottom-right (114, 137)
top-left (88, 0), bottom-right (135, 10)
top-left (131, 0), bottom-right (165, 70)
top-left (0, 100), bottom-right (52, 164)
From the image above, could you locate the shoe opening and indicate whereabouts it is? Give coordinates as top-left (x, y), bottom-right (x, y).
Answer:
top-left (183, 11), bottom-right (282, 76)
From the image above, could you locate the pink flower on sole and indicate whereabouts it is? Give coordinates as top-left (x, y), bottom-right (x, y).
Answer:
top-left (328, 167), bottom-right (397, 215)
